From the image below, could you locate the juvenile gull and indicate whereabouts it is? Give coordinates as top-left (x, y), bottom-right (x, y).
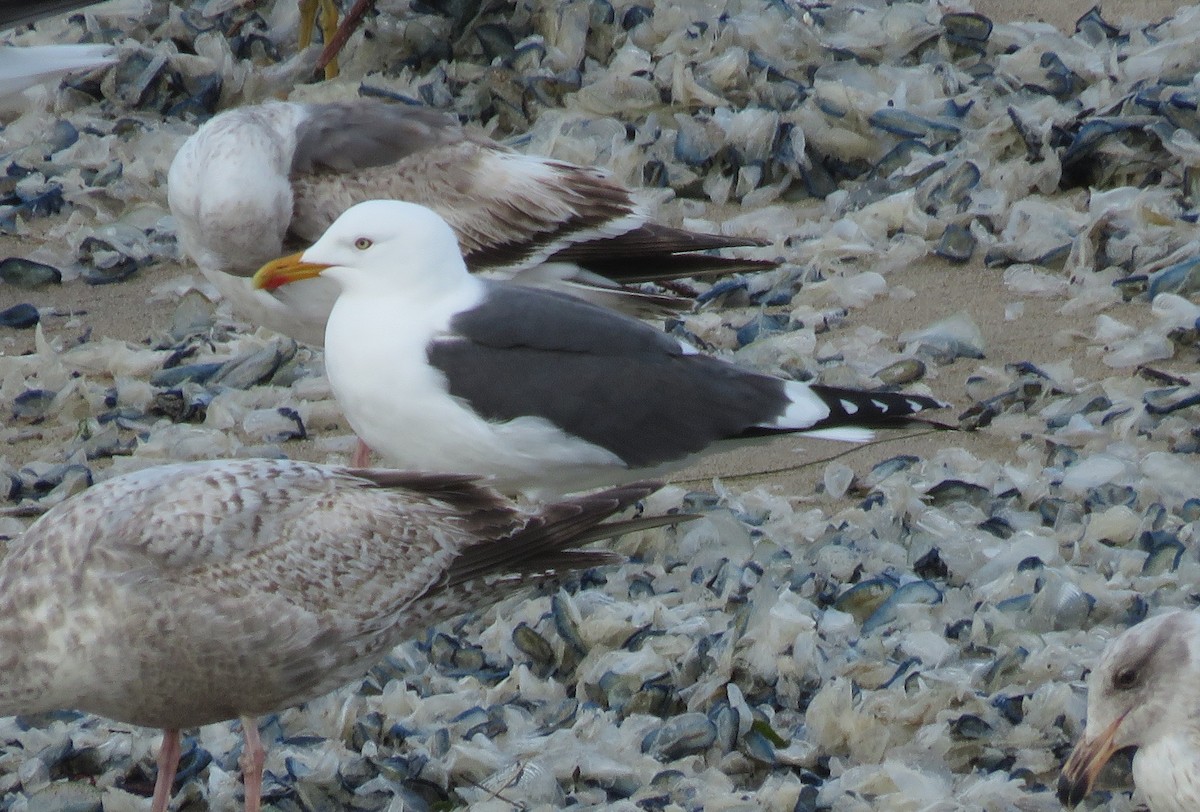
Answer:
top-left (0, 458), bottom-right (670, 811)
top-left (1059, 610), bottom-right (1200, 811)
top-left (168, 99), bottom-right (775, 345)
top-left (253, 200), bottom-right (945, 495)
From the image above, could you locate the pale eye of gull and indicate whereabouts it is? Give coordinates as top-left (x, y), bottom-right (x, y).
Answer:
top-left (354, 237), bottom-right (372, 250)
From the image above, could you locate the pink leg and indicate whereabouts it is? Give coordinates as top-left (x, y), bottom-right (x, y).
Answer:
top-left (239, 716), bottom-right (265, 812)
top-left (151, 729), bottom-right (181, 812)
top-left (351, 438), bottom-right (372, 467)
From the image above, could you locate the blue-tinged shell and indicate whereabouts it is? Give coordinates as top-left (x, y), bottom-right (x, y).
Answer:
top-left (13, 388), bottom-right (56, 421)
top-left (151, 362), bottom-right (223, 387)
top-left (1180, 498), bottom-right (1200, 523)
top-left (950, 713), bottom-right (993, 740)
top-left (209, 341), bottom-right (297, 389)
top-left (621, 5), bottom-right (651, 29)
top-left (1036, 52), bottom-right (1084, 99)
top-left (551, 593), bottom-right (587, 657)
top-left (834, 577), bottom-right (897, 622)
top-left (942, 12), bottom-right (992, 44)
top-left (933, 222), bottom-right (975, 263)
top-left (992, 694), bottom-right (1025, 725)
top-left (922, 161), bottom-right (981, 212)
top-left (1061, 118), bottom-right (1144, 167)
top-left (868, 108), bottom-right (960, 141)
top-left (742, 728), bottom-right (777, 764)
top-left (0, 302), bottom-right (39, 328)
top-left (881, 657), bottom-right (921, 689)
top-left (512, 622), bottom-right (555, 677)
top-left (1075, 5), bottom-right (1120, 42)
top-left (1142, 537), bottom-right (1186, 575)
top-left (0, 257), bottom-right (61, 288)
top-left (735, 313), bottom-right (789, 346)
top-left (863, 580), bottom-right (943, 633)
top-left (708, 701), bottom-right (740, 752)
top-left (925, 479), bottom-right (992, 509)
top-left (1147, 257), bottom-right (1200, 298)
top-left (873, 139), bottom-right (934, 179)
top-left (996, 593), bottom-right (1033, 613)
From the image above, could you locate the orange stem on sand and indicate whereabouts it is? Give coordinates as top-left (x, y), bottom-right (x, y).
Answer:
top-left (316, 0), bottom-right (372, 73)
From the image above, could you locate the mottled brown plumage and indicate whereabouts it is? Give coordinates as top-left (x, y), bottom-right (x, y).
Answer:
top-left (0, 459), bottom-right (668, 811)
top-left (168, 99), bottom-right (776, 345)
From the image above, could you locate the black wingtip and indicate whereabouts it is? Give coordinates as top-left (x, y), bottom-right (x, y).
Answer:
top-left (809, 385), bottom-right (948, 425)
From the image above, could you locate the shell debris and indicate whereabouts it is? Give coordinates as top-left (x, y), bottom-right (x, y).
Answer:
top-left (2, 0), bottom-right (1200, 810)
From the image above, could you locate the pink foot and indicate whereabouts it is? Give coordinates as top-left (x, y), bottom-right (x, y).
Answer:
top-left (151, 729), bottom-right (181, 812)
top-left (351, 438), bottom-right (372, 467)
top-left (240, 716), bottom-right (265, 812)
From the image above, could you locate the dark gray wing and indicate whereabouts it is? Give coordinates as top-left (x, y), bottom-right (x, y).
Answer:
top-left (292, 101), bottom-right (464, 174)
top-left (426, 284), bottom-right (790, 467)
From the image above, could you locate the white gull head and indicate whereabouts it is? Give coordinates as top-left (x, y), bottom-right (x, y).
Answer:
top-left (1060, 610), bottom-right (1200, 812)
top-left (301, 200), bottom-right (471, 296)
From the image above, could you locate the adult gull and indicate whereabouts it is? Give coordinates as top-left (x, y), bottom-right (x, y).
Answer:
top-left (253, 200), bottom-right (945, 495)
top-left (168, 99), bottom-right (776, 345)
top-left (1059, 610), bottom-right (1200, 811)
top-left (0, 458), bottom-right (672, 811)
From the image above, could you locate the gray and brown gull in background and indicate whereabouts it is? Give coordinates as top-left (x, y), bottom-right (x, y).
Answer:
top-left (168, 99), bottom-right (777, 345)
top-left (0, 457), bottom-right (676, 811)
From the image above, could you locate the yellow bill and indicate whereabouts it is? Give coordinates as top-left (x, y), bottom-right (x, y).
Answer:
top-left (252, 252), bottom-right (331, 291)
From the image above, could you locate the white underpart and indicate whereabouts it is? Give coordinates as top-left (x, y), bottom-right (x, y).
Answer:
top-left (312, 203), bottom-right (628, 497)
top-left (1134, 733), bottom-right (1200, 812)
top-left (325, 280), bottom-right (625, 496)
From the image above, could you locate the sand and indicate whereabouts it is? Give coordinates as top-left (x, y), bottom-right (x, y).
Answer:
top-left (0, 0), bottom-right (1189, 502)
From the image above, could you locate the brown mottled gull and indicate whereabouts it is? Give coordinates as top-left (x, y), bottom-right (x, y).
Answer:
top-left (0, 458), bottom-right (670, 811)
top-left (1059, 610), bottom-right (1200, 811)
top-left (167, 99), bottom-right (776, 345)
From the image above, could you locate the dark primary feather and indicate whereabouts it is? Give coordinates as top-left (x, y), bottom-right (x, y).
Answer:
top-left (427, 284), bottom-right (793, 467)
top-left (577, 250), bottom-right (779, 284)
top-left (431, 480), bottom-right (661, 592)
top-left (550, 222), bottom-right (777, 282)
top-left (805, 385), bottom-right (946, 426)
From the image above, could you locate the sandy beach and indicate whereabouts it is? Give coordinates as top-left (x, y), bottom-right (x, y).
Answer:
top-left (2, 1), bottom-right (1199, 810)
top-left (0, 0), bottom-right (1185, 495)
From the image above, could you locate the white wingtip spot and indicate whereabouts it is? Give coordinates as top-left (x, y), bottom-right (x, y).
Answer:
top-left (871, 399), bottom-right (890, 412)
top-left (840, 399), bottom-right (859, 414)
top-left (801, 427), bottom-right (875, 443)
top-left (907, 398), bottom-right (926, 412)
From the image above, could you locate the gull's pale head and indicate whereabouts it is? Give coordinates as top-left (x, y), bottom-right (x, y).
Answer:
top-left (252, 200), bottom-right (467, 293)
top-left (1059, 610), bottom-right (1200, 806)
